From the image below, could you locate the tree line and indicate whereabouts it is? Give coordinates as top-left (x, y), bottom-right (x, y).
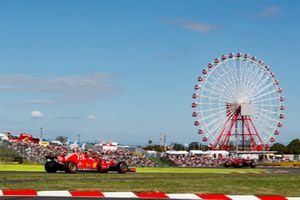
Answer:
top-left (270, 139), bottom-right (300, 154)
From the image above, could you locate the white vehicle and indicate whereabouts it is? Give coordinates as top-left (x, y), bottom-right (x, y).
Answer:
top-left (50, 141), bottom-right (63, 146)
top-left (0, 133), bottom-right (9, 141)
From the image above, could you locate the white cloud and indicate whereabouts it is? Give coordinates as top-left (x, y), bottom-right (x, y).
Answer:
top-left (87, 115), bottom-right (96, 120)
top-left (49, 115), bottom-right (96, 120)
top-left (31, 110), bottom-right (43, 119)
top-left (164, 18), bottom-right (218, 33)
top-left (18, 99), bottom-right (60, 104)
top-left (50, 116), bottom-right (83, 120)
top-left (0, 72), bottom-right (120, 104)
top-left (257, 5), bottom-right (280, 17)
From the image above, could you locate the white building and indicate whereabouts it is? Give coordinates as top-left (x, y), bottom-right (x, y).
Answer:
top-left (96, 142), bottom-right (118, 151)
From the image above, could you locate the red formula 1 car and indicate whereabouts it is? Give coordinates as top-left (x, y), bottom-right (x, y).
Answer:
top-left (224, 158), bottom-right (257, 168)
top-left (44, 152), bottom-right (136, 173)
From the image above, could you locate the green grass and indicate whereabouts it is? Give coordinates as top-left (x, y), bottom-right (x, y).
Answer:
top-left (137, 167), bottom-right (266, 173)
top-left (0, 164), bottom-right (44, 171)
top-left (0, 164), bottom-right (299, 196)
top-left (263, 161), bottom-right (300, 167)
top-left (0, 147), bottom-right (23, 163)
top-left (0, 164), bottom-right (265, 173)
top-left (0, 172), bottom-right (299, 196)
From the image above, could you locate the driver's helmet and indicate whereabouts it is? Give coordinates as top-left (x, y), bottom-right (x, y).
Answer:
top-left (88, 149), bottom-right (94, 156)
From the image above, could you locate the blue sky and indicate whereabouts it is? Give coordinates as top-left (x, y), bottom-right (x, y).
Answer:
top-left (0, 0), bottom-right (299, 145)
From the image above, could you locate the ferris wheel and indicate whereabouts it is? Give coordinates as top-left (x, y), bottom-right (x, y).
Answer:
top-left (192, 52), bottom-right (285, 151)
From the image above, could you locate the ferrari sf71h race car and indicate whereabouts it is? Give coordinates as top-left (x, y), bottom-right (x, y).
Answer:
top-left (224, 158), bottom-right (257, 168)
top-left (45, 152), bottom-right (136, 173)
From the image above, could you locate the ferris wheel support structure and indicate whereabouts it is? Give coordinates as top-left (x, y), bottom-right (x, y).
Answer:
top-left (213, 108), bottom-right (264, 150)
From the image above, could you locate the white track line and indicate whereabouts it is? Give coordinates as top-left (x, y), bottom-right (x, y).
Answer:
top-left (167, 193), bottom-right (201, 199)
top-left (103, 192), bottom-right (137, 198)
top-left (227, 195), bottom-right (261, 200)
top-left (37, 191), bottom-right (71, 197)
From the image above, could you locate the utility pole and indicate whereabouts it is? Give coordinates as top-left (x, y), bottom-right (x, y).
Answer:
top-left (159, 133), bottom-right (163, 146)
top-left (77, 134), bottom-right (81, 143)
top-left (40, 127), bottom-right (43, 139)
top-left (160, 133), bottom-right (167, 151)
top-left (164, 133), bottom-right (167, 151)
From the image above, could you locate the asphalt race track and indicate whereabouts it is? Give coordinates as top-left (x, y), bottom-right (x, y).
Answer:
top-left (0, 166), bottom-right (299, 174)
top-left (0, 198), bottom-right (165, 200)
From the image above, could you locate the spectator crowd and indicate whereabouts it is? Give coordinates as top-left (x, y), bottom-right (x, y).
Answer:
top-left (1, 139), bottom-right (69, 164)
top-left (0, 139), bottom-right (158, 167)
top-left (93, 149), bottom-right (158, 167)
top-left (1, 138), bottom-right (229, 168)
top-left (166, 154), bottom-right (227, 167)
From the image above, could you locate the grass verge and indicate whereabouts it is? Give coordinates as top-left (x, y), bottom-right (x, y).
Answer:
top-left (136, 167), bottom-right (266, 173)
top-left (0, 172), bottom-right (299, 196)
top-left (0, 164), bottom-right (265, 173)
top-left (0, 164), bottom-right (44, 171)
top-left (263, 162), bottom-right (300, 167)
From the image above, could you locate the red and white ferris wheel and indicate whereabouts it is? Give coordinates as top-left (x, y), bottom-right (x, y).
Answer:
top-left (192, 52), bottom-right (285, 151)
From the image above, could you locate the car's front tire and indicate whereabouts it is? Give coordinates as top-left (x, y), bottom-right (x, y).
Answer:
top-left (117, 161), bottom-right (128, 173)
top-left (66, 161), bottom-right (77, 173)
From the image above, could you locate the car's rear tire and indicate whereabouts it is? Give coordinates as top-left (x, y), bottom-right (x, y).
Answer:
top-left (224, 161), bottom-right (230, 168)
top-left (45, 161), bottom-right (57, 173)
top-left (66, 161), bottom-right (77, 173)
top-left (250, 161), bottom-right (257, 168)
top-left (117, 161), bottom-right (128, 173)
